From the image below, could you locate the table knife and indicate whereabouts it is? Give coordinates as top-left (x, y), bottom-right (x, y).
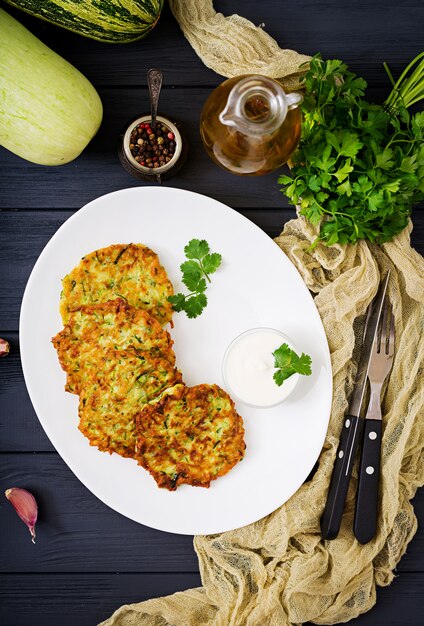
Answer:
top-left (320, 271), bottom-right (390, 540)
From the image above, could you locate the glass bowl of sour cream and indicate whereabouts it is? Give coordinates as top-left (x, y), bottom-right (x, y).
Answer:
top-left (222, 327), bottom-right (300, 408)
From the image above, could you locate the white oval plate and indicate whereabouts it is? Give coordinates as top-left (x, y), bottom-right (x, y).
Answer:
top-left (20, 187), bottom-right (332, 535)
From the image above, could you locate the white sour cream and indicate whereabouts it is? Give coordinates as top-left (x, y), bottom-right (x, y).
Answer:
top-left (222, 328), bottom-right (299, 408)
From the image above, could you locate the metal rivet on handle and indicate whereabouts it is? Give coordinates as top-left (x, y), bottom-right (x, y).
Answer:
top-left (338, 451), bottom-right (344, 458)
top-left (366, 466), bottom-right (375, 475)
top-left (369, 431), bottom-right (377, 440)
top-left (345, 419), bottom-right (350, 428)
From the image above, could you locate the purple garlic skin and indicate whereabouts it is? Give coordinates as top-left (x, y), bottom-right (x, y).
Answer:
top-left (5, 488), bottom-right (38, 543)
top-left (0, 338), bottom-right (10, 357)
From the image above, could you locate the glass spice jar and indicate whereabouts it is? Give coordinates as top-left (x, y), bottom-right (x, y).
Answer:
top-left (119, 114), bottom-right (187, 183)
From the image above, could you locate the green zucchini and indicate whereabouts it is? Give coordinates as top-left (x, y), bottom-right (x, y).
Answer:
top-left (0, 8), bottom-right (103, 165)
top-left (4, 0), bottom-right (164, 43)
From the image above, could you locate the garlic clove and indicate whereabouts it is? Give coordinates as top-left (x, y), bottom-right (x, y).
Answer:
top-left (5, 488), bottom-right (38, 543)
top-left (0, 338), bottom-right (10, 356)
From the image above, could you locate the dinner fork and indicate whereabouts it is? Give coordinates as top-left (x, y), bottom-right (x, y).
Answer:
top-left (353, 297), bottom-right (395, 544)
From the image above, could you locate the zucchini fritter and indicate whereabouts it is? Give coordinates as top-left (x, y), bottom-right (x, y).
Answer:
top-left (52, 299), bottom-right (175, 394)
top-left (135, 384), bottom-right (246, 490)
top-left (78, 350), bottom-right (183, 458)
top-left (60, 243), bottom-right (174, 326)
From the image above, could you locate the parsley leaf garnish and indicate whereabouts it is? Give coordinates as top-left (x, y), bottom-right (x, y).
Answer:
top-left (168, 239), bottom-right (222, 318)
top-left (184, 239), bottom-right (210, 260)
top-left (202, 253), bottom-right (222, 276)
top-left (183, 293), bottom-right (208, 319)
top-left (272, 343), bottom-right (312, 386)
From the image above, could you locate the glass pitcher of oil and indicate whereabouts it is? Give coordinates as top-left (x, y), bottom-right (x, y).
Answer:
top-left (200, 75), bottom-right (303, 176)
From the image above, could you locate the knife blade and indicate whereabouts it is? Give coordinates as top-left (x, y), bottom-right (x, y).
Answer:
top-left (320, 271), bottom-right (390, 540)
top-left (348, 271), bottom-right (390, 418)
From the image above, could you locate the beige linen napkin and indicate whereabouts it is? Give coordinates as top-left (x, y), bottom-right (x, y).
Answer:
top-left (100, 2), bottom-right (424, 624)
top-left (168, 0), bottom-right (310, 90)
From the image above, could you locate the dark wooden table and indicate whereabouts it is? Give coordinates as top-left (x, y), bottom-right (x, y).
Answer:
top-left (1, 2), bottom-right (423, 624)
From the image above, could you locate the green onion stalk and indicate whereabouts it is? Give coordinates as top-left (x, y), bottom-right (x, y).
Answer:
top-left (384, 52), bottom-right (424, 111)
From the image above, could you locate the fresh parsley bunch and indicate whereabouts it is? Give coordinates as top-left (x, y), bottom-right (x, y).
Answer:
top-left (168, 239), bottom-right (222, 318)
top-left (279, 54), bottom-right (424, 245)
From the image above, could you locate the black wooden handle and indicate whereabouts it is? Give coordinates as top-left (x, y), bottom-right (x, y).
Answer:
top-left (321, 415), bottom-right (364, 540)
top-left (353, 419), bottom-right (382, 544)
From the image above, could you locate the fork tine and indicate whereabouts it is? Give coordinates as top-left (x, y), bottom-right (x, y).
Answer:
top-left (388, 306), bottom-right (395, 356)
top-left (379, 296), bottom-right (389, 353)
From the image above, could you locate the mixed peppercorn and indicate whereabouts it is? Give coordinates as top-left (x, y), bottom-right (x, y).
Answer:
top-left (129, 121), bottom-right (176, 169)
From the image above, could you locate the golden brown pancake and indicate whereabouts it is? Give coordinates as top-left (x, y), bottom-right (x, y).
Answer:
top-left (78, 350), bottom-right (183, 458)
top-left (60, 243), bottom-right (174, 326)
top-left (134, 384), bottom-right (246, 490)
top-left (52, 299), bottom-right (175, 394)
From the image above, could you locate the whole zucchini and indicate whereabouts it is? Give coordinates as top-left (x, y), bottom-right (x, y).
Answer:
top-left (0, 8), bottom-right (103, 165)
top-left (5, 0), bottom-right (164, 43)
